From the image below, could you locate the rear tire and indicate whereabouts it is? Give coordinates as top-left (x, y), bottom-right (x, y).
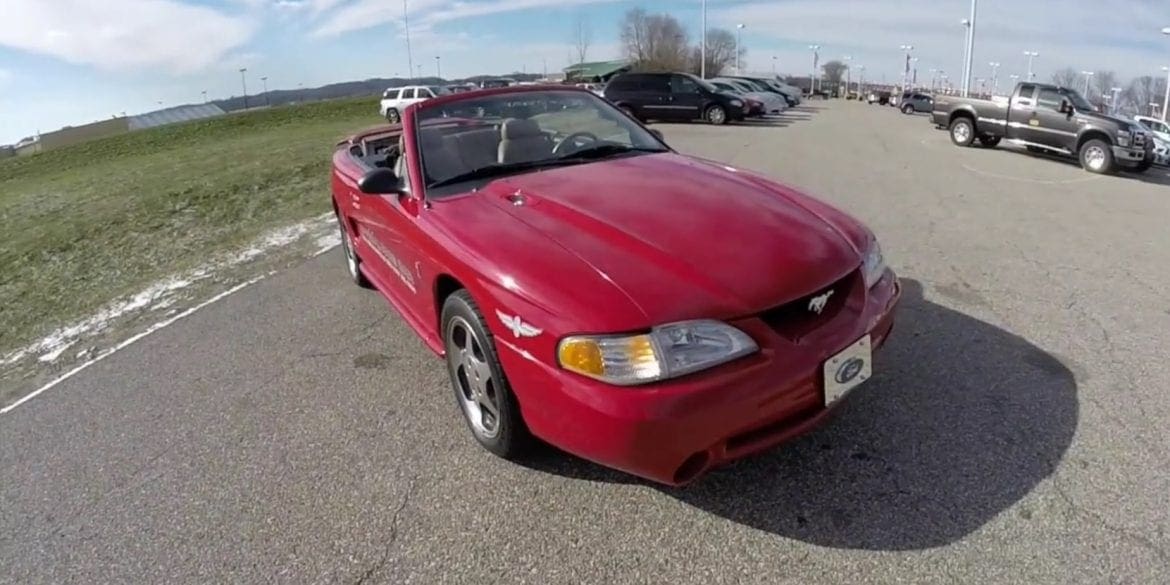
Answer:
top-left (441, 290), bottom-right (532, 460)
top-left (949, 117), bottom-right (976, 147)
top-left (337, 213), bottom-right (373, 289)
top-left (1079, 139), bottom-right (1115, 174)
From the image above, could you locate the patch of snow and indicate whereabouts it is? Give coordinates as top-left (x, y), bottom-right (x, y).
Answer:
top-left (2, 213), bottom-right (336, 366)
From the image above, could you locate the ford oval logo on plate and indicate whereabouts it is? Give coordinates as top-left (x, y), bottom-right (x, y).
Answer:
top-left (834, 357), bottom-right (865, 385)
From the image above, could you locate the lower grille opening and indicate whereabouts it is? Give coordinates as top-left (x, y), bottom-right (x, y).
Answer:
top-left (673, 451), bottom-right (711, 485)
top-left (725, 404), bottom-right (821, 454)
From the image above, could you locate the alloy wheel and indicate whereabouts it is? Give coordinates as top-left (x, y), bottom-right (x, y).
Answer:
top-left (446, 316), bottom-right (501, 439)
top-left (1084, 145), bottom-right (1107, 171)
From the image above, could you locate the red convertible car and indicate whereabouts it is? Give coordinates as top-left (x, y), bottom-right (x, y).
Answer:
top-left (330, 86), bottom-right (901, 486)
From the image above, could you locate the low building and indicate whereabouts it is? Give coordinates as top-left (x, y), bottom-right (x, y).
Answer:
top-left (563, 60), bottom-right (631, 84)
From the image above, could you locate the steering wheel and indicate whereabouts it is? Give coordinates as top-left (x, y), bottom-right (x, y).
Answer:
top-left (552, 131), bottom-right (599, 156)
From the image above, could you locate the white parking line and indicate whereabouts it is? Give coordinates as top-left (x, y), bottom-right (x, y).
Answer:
top-left (0, 274), bottom-right (272, 415)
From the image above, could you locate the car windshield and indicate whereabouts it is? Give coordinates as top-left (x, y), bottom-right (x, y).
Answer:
top-left (691, 76), bottom-right (719, 93)
top-left (429, 86), bottom-right (452, 96)
top-left (1061, 88), bottom-right (1094, 111)
top-left (414, 90), bottom-right (670, 196)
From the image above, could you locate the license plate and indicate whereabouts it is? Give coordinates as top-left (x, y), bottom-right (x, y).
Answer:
top-left (823, 335), bottom-right (873, 407)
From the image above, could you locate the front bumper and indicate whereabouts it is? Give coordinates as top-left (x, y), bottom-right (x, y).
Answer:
top-left (496, 269), bottom-right (902, 486)
top-left (1113, 143), bottom-right (1152, 163)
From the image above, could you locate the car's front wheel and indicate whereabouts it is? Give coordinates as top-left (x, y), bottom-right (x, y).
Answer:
top-left (901, 104), bottom-right (914, 114)
top-left (1079, 139), bottom-right (1116, 174)
top-left (386, 108), bottom-right (400, 124)
top-left (441, 290), bottom-right (531, 459)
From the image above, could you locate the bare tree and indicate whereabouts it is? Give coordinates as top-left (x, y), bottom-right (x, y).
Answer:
top-left (822, 60), bottom-right (848, 87)
top-left (690, 28), bottom-right (741, 77)
top-left (1122, 76), bottom-right (1166, 116)
top-left (571, 14), bottom-right (591, 64)
top-left (1050, 67), bottom-right (1079, 88)
top-left (1091, 70), bottom-right (1118, 103)
top-left (620, 8), bottom-right (690, 72)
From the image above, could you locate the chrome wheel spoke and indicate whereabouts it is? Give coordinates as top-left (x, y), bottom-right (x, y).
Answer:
top-left (446, 317), bottom-right (501, 439)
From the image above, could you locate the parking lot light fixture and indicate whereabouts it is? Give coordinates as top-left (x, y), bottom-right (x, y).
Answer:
top-left (962, 0), bottom-right (978, 96)
top-left (844, 55), bottom-right (852, 96)
top-left (1162, 27), bottom-right (1170, 120)
top-left (1023, 51), bottom-right (1039, 81)
top-left (1080, 71), bottom-right (1094, 95)
top-left (988, 62), bottom-right (1000, 95)
top-left (700, 0), bottom-right (707, 79)
top-left (809, 45), bottom-right (820, 94)
top-left (736, 24), bottom-right (745, 74)
top-left (899, 44), bottom-right (914, 95)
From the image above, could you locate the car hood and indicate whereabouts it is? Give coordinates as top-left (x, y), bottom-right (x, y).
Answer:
top-left (478, 153), bottom-right (863, 324)
top-left (1079, 110), bottom-right (1136, 130)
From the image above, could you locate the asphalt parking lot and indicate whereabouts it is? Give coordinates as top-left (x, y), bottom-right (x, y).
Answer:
top-left (3, 100), bottom-right (1170, 584)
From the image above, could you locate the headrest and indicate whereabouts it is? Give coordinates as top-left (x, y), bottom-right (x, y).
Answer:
top-left (500, 118), bottom-right (542, 140)
top-left (419, 128), bottom-right (445, 148)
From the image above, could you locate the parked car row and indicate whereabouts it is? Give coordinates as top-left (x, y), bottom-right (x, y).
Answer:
top-left (601, 72), bottom-right (803, 125)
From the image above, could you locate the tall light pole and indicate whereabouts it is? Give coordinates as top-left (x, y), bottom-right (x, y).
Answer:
top-left (700, 0), bottom-right (707, 79)
top-left (929, 68), bottom-right (937, 92)
top-left (772, 55), bottom-right (777, 75)
top-left (403, 0), bottom-right (414, 81)
top-left (1161, 27), bottom-right (1170, 121)
top-left (858, 65), bottom-right (866, 95)
top-left (239, 67), bottom-right (248, 109)
top-left (1081, 71), bottom-right (1094, 96)
top-left (435, 56), bottom-right (441, 78)
top-left (735, 24), bottom-right (745, 74)
top-left (844, 55), bottom-right (852, 96)
top-left (809, 45), bottom-right (820, 95)
top-left (1109, 87), bottom-right (1122, 115)
top-left (962, 0), bottom-right (977, 97)
top-left (1023, 51), bottom-right (1038, 81)
top-left (899, 44), bottom-right (914, 95)
top-left (260, 76), bottom-right (269, 106)
top-left (988, 62), bottom-right (1000, 95)
top-left (960, 18), bottom-right (972, 96)
top-left (201, 90), bottom-right (207, 103)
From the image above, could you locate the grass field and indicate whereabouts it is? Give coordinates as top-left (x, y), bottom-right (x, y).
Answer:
top-left (0, 97), bottom-right (381, 355)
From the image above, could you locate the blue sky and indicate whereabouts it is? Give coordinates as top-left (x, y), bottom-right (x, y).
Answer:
top-left (2, 0), bottom-right (1170, 144)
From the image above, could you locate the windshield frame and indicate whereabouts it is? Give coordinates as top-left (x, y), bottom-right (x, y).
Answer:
top-left (407, 87), bottom-right (674, 199)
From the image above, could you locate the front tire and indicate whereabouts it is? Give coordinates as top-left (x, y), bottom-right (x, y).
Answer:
top-left (705, 104), bottom-right (728, 125)
top-left (949, 117), bottom-right (976, 147)
top-left (385, 108), bottom-right (400, 124)
top-left (1079, 139), bottom-right (1115, 174)
top-left (441, 291), bottom-right (531, 459)
top-left (901, 104), bottom-right (914, 114)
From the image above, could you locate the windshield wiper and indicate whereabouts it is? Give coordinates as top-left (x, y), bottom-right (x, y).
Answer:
top-left (426, 159), bottom-right (579, 188)
top-left (556, 144), bottom-right (666, 161)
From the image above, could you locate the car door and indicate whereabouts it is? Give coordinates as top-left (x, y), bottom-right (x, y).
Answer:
top-left (634, 75), bottom-right (672, 119)
top-left (1027, 87), bottom-right (1079, 151)
top-left (358, 137), bottom-right (427, 314)
top-left (399, 87), bottom-right (417, 108)
top-left (668, 74), bottom-right (704, 120)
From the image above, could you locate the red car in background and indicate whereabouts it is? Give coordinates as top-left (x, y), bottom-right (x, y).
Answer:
top-left (330, 86), bottom-right (901, 486)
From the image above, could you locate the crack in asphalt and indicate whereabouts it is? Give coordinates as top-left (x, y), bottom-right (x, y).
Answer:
top-left (1053, 474), bottom-right (1170, 567)
top-left (351, 475), bottom-right (419, 585)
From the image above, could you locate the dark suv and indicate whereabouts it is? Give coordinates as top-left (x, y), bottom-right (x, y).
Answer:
top-left (603, 72), bottom-right (746, 125)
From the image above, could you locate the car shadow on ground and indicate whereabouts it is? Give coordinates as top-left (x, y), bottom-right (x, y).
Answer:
top-left (519, 278), bottom-right (1080, 551)
top-left (1003, 146), bottom-right (1170, 186)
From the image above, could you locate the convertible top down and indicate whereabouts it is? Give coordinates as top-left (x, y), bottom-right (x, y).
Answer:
top-left (330, 85), bottom-right (901, 485)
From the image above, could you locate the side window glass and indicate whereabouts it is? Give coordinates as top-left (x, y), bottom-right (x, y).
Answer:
top-left (386, 89), bottom-right (400, 100)
top-left (1016, 84), bottom-right (1036, 101)
top-left (1037, 88), bottom-right (1062, 110)
top-left (402, 88), bottom-right (415, 99)
top-left (671, 76), bottom-right (699, 94)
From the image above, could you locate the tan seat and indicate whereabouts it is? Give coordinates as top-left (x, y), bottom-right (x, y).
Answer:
top-left (419, 128), bottom-right (470, 184)
top-left (497, 118), bottom-right (553, 164)
top-left (443, 127), bottom-right (500, 170)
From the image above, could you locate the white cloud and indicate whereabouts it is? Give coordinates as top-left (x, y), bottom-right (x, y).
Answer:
top-left (0, 0), bottom-right (257, 74)
top-left (311, 0), bottom-right (621, 38)
top-left (714, 0), bottom-right (1170, 83)
top-left (0, 69), bottom-right (11, 86)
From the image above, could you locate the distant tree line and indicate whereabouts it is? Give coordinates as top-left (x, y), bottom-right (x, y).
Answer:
top-left (1049, 67), bottom-right (1168, 116)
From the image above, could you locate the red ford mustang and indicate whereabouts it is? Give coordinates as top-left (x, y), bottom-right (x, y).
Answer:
top-left (330, 86), bottom-right (901, 486)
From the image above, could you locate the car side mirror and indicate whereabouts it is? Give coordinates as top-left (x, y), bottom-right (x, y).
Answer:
top-left (1059, 99), bottom-right (1073, 114)
top-left (357, 168), bottom-right (403, 195)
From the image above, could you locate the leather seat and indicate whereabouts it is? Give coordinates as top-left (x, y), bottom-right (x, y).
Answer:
top-left (419, 128), bottom-right (469, 184)
top-left (497, 118), bottom-right (553, 164)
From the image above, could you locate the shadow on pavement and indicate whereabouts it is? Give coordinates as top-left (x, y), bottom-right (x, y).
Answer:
top-left (993, 145), bottom-right (1170, 186)
top-left (521, 278), bottom-right (1079, 551)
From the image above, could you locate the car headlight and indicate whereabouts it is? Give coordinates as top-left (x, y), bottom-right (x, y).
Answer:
top-left (863, 237), bottom-right (887, 288)
top-left (557, 320), bottom-right (758, 386)
top-left (729, 99), bottom-right (743, 107)
top-left (1117, 133), bottom-right (1132, 147)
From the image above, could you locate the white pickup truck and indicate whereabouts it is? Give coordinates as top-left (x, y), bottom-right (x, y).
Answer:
top-left (379, 85), bottom-right (451, 123)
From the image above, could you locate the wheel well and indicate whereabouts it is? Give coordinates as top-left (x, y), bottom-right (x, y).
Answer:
top-left (1077, 130), bottom-right (1112, 152)
top-left (949, 110), bottom-right (975, 127)
top-left (434, 274), bottom-right (465, 330)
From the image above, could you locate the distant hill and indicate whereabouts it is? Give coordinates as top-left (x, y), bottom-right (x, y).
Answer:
top-left (212, 72), bottom-right (547, 112)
